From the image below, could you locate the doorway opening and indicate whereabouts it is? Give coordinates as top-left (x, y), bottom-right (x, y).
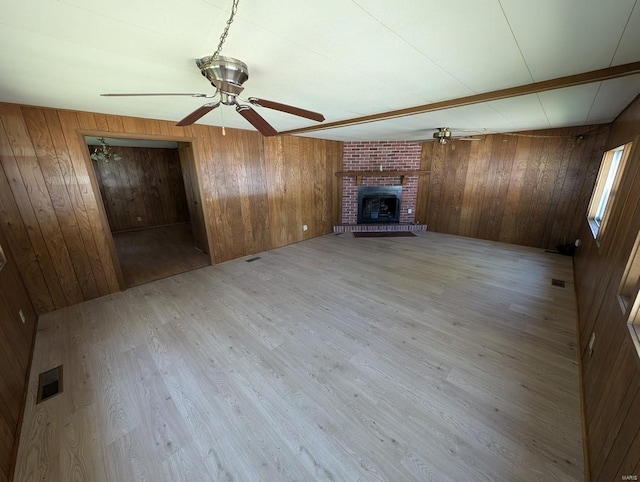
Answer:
top-left (85, 136), bottom-right (210, 288)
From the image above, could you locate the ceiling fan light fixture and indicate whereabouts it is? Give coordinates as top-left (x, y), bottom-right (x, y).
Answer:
top-left (433, 127), bottom-right (452, 143)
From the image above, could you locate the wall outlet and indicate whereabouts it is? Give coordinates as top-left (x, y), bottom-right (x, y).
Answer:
top-left (19, 309), bottom-right (26, 324)
top-left (302, 224), bottom-right (308, 231)
top-left (137, 216), bottom-right (142, 222)
top-left (408, 208), bottom-right (413, 214)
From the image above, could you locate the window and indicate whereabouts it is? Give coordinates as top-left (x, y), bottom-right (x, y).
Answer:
top-left (620, 231), bottom-right (640, 357)
top-left (594, 148), bottom-right (623, 224)
top-left (587, 143), bottom-right (632, 239)
top-left (619, 231), bottom-right (640, 312)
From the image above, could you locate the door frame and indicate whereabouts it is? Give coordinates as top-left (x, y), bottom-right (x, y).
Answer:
top-left (76, 130), bottom-right (211, 290)
top-left (177, 141), bottom-right (209, 255)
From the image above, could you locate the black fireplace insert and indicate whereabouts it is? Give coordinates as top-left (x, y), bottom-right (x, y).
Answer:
top-left (357, 186), bottom-right (402, 224)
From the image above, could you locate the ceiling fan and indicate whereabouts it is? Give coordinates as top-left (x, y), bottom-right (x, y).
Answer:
top-left (102, 56), bottom-right (324, 136)
top-left (425, 127), bottom-right (482, 144)
top-left (100, 0), bottom-right (324, 136)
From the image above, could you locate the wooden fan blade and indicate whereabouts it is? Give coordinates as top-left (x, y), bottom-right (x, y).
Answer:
top-left (101, 93), bottom-right (212, 97)
top-left (236, 105), bottom-right (278, 136)
top-left (248, 97), bottom-right (325, 122)
top-left (176, 102), bottom-right (220, 126)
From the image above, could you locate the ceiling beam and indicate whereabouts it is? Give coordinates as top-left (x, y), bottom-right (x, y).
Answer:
top-left (279, 61), bottom-right (640, 136)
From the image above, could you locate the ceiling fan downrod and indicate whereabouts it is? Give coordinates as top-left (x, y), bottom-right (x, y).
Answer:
top-left (211, 0), bottom-right (240, 59)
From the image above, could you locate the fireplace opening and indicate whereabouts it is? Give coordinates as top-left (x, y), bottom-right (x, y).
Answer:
top-left (357, 186), bottom-right (402, 224)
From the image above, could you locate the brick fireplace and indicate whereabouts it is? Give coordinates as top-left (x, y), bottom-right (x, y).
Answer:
top-left (341, 141), bottom-right (422, 225)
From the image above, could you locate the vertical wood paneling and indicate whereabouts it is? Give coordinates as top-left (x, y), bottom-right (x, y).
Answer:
top-left (121, 147), bottom-right (148, 226)
top-left (56, 111), bottom-right (118, 294)
top-left (91, 146), bottom-right (188, 232)
top-left (0, 224), bottom-right (37, 482)
top-left (543, 138), bottom-right (576, 247)
top-left (105, 114), bottom-right (125, 133)
top-left (264, 137), bottom-right (292, 248)
top-left (207, 127), bottom-right (249, 260)
top-left (416, 144), bottom-right (432, 226)
top-left (416, 125), bottom-right (610, 249)
top-left (440, 141), bottom-right (468, 234)
top-left (478, 135), bottom-right (518, 241)
top-left (574, 94), bottom-right (640, 480)
top-left (46, 110), bottom-right (110, 296)
top-left (310, 139), bottom-right (328, 238)
top-left (0, 102), bottom-right (342, 313)
top-left (329, 140), bottom-right (341, 226)
top-left (178, 143), bottom-right (208, 254)
top-left (241, 130), bottom-right (270, 253)
top-left (0, 131), bottom-right (53, 313)
top-left (522, 134), bottom-right (553, 246)
top-left (284, 137), bottom-right (303, 242)
top-left (95, 152), bottom-right (121, 227)
top-left (422, 141), bottom-right (443, 231)
top-left (191, 124), bottom-right (225, 260)
top-left (499, 136), bottom-right (529, 244)
top-left (263, 136), bottom-right (341, 250)
top-left (23, 107), bottom-right (100, 300)
top-left (0, 104), bottom-right (75, 309)
top-left (509, 136), bottom-right (534, 245)
top-left (540, 136), bottom-right (572, 247)
top-left (460, 136), bottom-right (494, 238)
top-left (93, 114), bottom-right (109, 132)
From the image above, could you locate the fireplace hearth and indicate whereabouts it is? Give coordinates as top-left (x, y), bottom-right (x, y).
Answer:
top-left (357, 186), bottom-right (402, 224)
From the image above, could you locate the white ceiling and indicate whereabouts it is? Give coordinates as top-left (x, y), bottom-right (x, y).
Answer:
top-left (1, 0), bottom-right (639, 141)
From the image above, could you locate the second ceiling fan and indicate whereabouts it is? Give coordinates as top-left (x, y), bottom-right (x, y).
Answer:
top-left (426, 127), bottom-right (482, 144)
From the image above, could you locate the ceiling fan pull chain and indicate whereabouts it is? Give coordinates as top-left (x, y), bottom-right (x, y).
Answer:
top-left (212, 0), bottom-right (240, 58)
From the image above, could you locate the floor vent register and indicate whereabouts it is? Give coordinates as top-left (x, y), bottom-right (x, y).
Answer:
top-left (37, 365), bottom-right (63, 404)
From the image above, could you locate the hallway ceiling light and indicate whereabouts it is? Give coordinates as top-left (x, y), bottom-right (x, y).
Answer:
top-left (90, 138), bottom-right (122, 163)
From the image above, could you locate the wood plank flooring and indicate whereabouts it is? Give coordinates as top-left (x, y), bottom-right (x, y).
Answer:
top-left (14, 232), bottom-right (583, 481)
top-left (112, 223), bottom-right (210, 288)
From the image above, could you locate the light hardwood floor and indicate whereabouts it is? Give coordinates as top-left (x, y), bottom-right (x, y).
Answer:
top-left (113, 223), bottom-right (210, 287)
top-left (14, 232), bottom-right (583, 481)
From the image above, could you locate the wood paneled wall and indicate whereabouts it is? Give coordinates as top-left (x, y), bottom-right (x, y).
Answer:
top-left (0, 225), bottom-right (37, 482)
top-left (574, 95), bottom-right (640, 480)
top-left (91, 146), bottom-right (188, 232)
top-left (0, 103), bottom-right (342, 313)
top-left (416, 126), bottom-right (610, 249)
